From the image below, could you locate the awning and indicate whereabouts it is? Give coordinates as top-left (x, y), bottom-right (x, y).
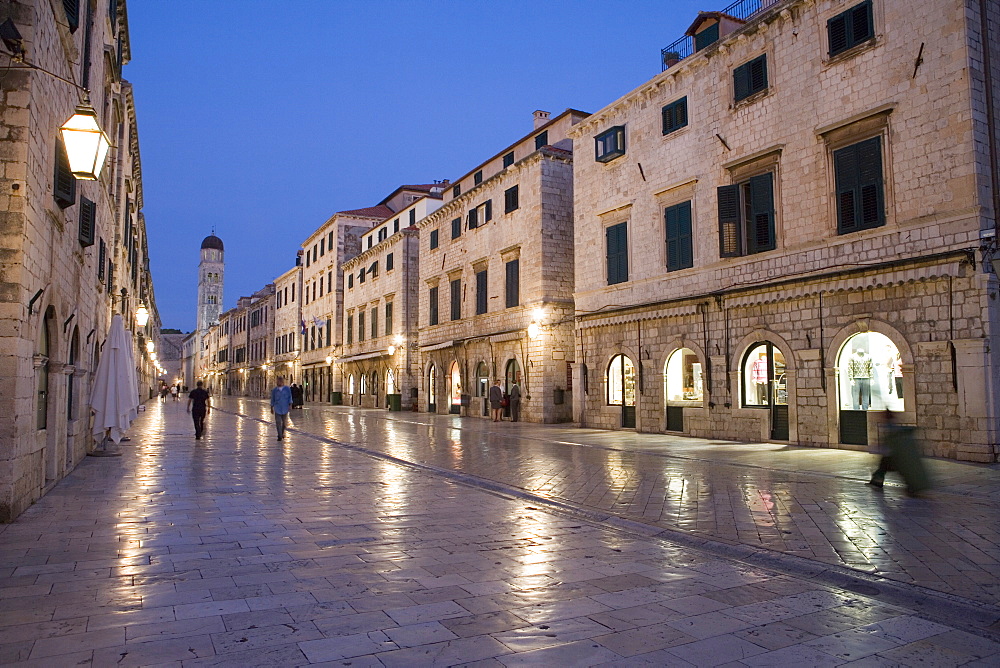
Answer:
top-left (420, 339), bottom-right (456, 352)
top-left (337, 350), bottom-right (388, 363)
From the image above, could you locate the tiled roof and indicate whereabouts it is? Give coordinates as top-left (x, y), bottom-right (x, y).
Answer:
top-left (337, 205), bottom-right (394, 219)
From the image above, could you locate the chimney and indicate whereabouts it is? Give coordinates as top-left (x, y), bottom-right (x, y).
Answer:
top-left (533, 110), bottom-right (551, 130)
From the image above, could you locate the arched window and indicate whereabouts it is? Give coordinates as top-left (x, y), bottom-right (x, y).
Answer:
top-left (428, 365), bottom-right (437, 410)
top-left (386, 369), bottom-right (396, 395)
top-left (664, 348), bottom-right (703, 404)
top-left (504, 359), bottom-right (520, 394)
top-left (370, 371), bottom-right (378, 396)
top-left (36, 309), bottom-right (53, 430)
top-left (348, 374), bottom-right (356, 396)
top-left (475, 362), bottom-right (489, 397)
top-left (742, 342), bottom-right (786, 407)
top-left (838, 332), bottom-right (903, 412)
top-left (450, 362), bottom-right (462, 408)
top-left (606, 354), bottom-right (635, 406)
top-left (360, 373), bottom-right (367, 395)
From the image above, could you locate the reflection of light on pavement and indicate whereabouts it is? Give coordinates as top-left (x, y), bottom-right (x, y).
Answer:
top-left (375, 460), bottom-right (411, 519)
top-left (506, 507), bottom-right (560, 582)
top-left (381, 420), bottom-right (416, 462)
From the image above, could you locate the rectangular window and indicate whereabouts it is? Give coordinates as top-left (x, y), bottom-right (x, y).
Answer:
top-left (450, 279), bottom-right (461, 321)
top-left (409, 209), bottom-right (416, 226)
top-left (78, 197), bottom-right (96, 247)
top-left (98, 239), bottom-right (106, 280)
top-left (328, 230), bottom-right (334, 249)
top-left (371, 308), bottom-right (378, 339)
top-left (734, 54), bottom-right (768, 102)
top-left (695, 22), bottom-right (719, 51)
top-left (369, 260), bottom-right (378, 278)
top-left (347, 314), bottom-right (353, 344)
top-left (452, 184), bottom-right (461, 198)
top-left (662, 97), bottom-right (688, 136)
top-left (451, 217), bottom-right (461, 239)
top-left (834, 136), bottom-right (884, 234)
top-left (606, 222), bottom-right (629, 285)
top-left (429, 286), bottom-right (439, 325)
top-left (828, 1), bottom-right (874, 57)
top-left (326, 319), bottom-right (331, 347)
top-left (665, 201), bottom-right (694, 271)
top-left (504, 186), bottom-right (519, 214)
top-left (503, 151), bottom-right (514, 168)
top-left (595, 126), bottom-right (626, 163)
top-left (468, 200), bottom-right (492, 229)
top-left (359, 311), bottom-right (365, 341)
top-left (305, 252), bottom-right (311, 268)
top-left (54, 139), bottom-right (76, 209)
top-left (474, 170), bottom-right (483, 185)
top-left (359, 268), bottom-right (366, 284)
top-left (348, 273), bottom-right (353, 289)
top-left (386, 252), bottom-right (394, 271)
top-left (476, 269), bottom-right (488, 315)
top-left (393, 219), bottom-right (400, 233)
top-left (535, 131), bottom-right (548, 149)
top-left (328, 272), bottom-right (333, 292)
top-left (505, 259), bottom-right (519, 308)
top-left (385, 302), bottom-right (393, 335)
top-left (717, 172), bottom-right (776, 257)
top-left (320, 238), bottom-right (325, 256)
top-left (430, 229), bottom-right (439, 249)
top-left (319, 277), bottom-right (324, 297)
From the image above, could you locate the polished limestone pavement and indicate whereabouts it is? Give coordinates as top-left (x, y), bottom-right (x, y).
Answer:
top-left (0, 398), bottom-right (996, 666)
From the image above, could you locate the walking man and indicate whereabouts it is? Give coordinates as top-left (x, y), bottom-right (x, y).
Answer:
top-left (270, 375), bottom-right (293, 440)
top-left (489, 379), bottom-right (504, 422)
top-left (508, 379), bottom-right (522, 422)
top-left (187, 380), bottom-right (211, 440)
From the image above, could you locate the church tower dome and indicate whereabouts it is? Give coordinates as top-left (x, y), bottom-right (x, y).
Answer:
top-left (197, 233), bottom-right (225, 335)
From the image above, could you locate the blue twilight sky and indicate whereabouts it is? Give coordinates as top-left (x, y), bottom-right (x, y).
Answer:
top-left (126, 0), bottom-right (707, 332)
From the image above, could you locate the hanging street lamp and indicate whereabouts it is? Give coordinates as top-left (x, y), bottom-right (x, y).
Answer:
top-left (135, 303), bottom-right (150, 327)
top-left (59, 99), bottom-right (112, 180)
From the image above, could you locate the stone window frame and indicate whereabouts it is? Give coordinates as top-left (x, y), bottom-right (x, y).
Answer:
top-left (719, 147), bottom-right (783, 258)
top-left (654, 179), bottom-right (698, 272)
top-left (825, 0), bottom-right (877, 62)
top-left (595, 125), bottom-right (627, 164)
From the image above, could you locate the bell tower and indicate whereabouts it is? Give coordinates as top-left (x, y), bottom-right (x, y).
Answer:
top-left (197, 233), bottom-right (225, 335)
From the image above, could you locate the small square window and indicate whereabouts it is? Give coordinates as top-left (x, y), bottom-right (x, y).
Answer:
top-left (828, 1), bottom-right (874, 57)
top-left (662, 97), bottom-right (688, 136)
top-left (503, 151), bottom-right (514, 168)
top-left (474, 170), bottom-right (483, 185)
top-left (430, 229), bottom-right (439, 250)
top-left (535, 131), bottom-right (548, 150)
top-left (595, 126), bottom-right (626, 163)
top-left (504, 185), bottom-right (519, 214)
top-left (386, 252), bottom-right (394, 271)
top-left (734, 55), bottom-right (768, 102)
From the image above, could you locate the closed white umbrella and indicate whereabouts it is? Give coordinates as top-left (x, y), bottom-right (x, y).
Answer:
top-left (89, 314), bottom-right (139, 453)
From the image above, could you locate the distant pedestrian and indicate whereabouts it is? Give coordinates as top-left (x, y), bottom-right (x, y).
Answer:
top-left (489, 379), bottom-right (504, 422)
top-left (868, 410), bottom-right (931, 496)
top-left (170, 384), bottom-right (178, 401)
top-left (270, 376), bottom-right (293, 440)
top-left (291, 383), bottom-right (304, 409)
top-left (187, 381), bottom-right (211, 439)
top-left (508, 381), bottom-right (522, 422)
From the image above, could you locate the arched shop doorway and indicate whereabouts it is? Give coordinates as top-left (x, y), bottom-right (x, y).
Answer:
top-left (386, 369), bottom-right (396, 395)
top-left (664, 347), bottom-right (703, 432)
top-left (348, 374), bottom-right (356, 405)
top-left (837, 331), bottom-right (903, 445)
top-left (607, 354), bottom-right (636, 428)
top-left (475, 362), bottom-right (489, 416)
top-left (427, 366), bottom-right (437, 412)
top-left (449, 362), bottom-right (462, 414)
top-left (370, 371), bottom-right (379, 407)
top-left (741, 342), bottom-right (788, 440)
top-left (504, 359), bottom-right (521, 420)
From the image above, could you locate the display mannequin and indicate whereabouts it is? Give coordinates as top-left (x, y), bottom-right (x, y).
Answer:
top-left (847, 349), bottom-right (873, 410)
top-left (751, 352), bottom-right (768, 403)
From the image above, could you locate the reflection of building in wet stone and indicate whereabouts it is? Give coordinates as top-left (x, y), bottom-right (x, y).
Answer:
top-left (571, 0), bottom-right (1000, 461)
top-left (417, 110), bottom-right (589, 423)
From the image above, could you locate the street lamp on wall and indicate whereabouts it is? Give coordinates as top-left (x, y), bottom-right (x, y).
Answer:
top-left (59, 100), bottom-right (112, 180)
top-left (135, 303), bottom-right (150, 328)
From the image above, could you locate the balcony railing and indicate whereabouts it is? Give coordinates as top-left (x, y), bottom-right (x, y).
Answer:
top-left (661, 0), bottom-right (778, 71)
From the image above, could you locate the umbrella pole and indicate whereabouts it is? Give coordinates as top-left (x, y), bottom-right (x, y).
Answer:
top-left (88, 428), bottom-right (122, 458)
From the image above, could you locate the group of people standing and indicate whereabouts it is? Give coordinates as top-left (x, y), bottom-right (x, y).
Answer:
top-left (488, 379), bottom-right (521, 422)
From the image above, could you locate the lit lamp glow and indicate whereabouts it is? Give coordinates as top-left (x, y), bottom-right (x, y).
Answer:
top-left (146, 341), bottom-right (155, 353)
top-left (527, 321), bottom-right (541, 340)
top-left (135, 303), bottom-right (150, 327)
top-left (387, 345), bottom-right (396, 356)
top-left (325, 356), bottom-right (333, 365)
top-left (59, 101), bottom-right (112, 180)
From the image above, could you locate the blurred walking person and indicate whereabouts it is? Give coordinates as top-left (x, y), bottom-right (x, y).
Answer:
top-left (868, 410), bottom-right (931, 496)
top-left (270, 376), bottom-right (293, 440)
top-left (187, 381), bottom-right (211, 440)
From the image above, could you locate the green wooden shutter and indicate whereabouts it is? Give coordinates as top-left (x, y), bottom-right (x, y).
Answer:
top-left (834, 143), bottom-right (860, 233)
top-left (851, 1), bottom-right (874, 45)
top-left (468, 208), bottom-right (478, 229)
top-left (452, 217), bottom-right (461, 239)
top-left (505, 260), bottom-right (519, 308)
top-left (827, 13), bottom-right (849, 56)
top-left (606, 222), bottom-right (628, 284)
top-left (54, 140), bottom-right (76, 208)
top-left (749, 55), bottom-right (768, 95)
top-left (78, 198), bottom-right (96, 246)
top-left (748, 173), bottom-right (775, 253)
top-left (450, 279), bottom-right (461, 320)
top-left (476, 270), bottom-right (487, 314)
top-left (97, 239), bottom-right (106, 280)
top-left (666, 201), bottom-right (693, 271)
top-left (717, 185), bottom-right (742, 257)
top-left (857, 136), bottom-right (884, 229)
top-left (63, 0), bottom-right (80, 32)
top-left (385, 302), bottom-right (392, 335)
top-left (429, 287), bottom-right (438, 325)
top-left (733, 62), bottom-right (751, 101)
top-left (485, 199), bottom-right (493, 222)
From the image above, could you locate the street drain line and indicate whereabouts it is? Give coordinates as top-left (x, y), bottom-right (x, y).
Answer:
top-left (222, 408), bottom-right (1000, 640)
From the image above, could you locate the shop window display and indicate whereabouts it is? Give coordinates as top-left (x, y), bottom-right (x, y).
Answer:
top-left (742, 343), bottom-right (787, 407)
top-left (386, 369), bottom-right (396, 395)
top-left (665, 348), bottom-right (703, 403)
top-left (450, 362), bottom-right (462, 408)
top-left (838, 332), bottom-right (903, 411)
top-left (607, 354), bottom-right (636, 406)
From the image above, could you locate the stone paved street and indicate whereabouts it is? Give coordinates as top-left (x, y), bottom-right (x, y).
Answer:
top-left (0, 399), bottom-right (998, 666)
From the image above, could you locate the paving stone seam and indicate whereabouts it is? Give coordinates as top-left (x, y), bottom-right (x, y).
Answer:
top-left (221, 407), bottom-right (1000, 642)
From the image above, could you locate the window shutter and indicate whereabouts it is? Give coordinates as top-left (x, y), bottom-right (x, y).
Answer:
top-left (717, 185), bottom-right (742, 257)
top-left (347, 315), bottom-right (353, 344)
top-left (450, 279), bottom-right (461, 321)
top-left (606, 223), bottom-right (628, 285)
top-left (63, 0), bottom-right (80, 32)
top-left (678, 201), bottom-right (693, 269)
top-left (665, 201), bottom-right (693, 271)
top-left (54, 140), bottom-right (76, 208)
top-left (851, 2), bottom-right (873, 44)
top-left (535, 131), bottom-right (548, 149)
top-left (468, 208), bottom-right (478, 229)
top-left (749, 56), bottom-right (768, 94)
top-left (429, 287), bottom-right (439, 325)
top-left (327, 319), bottom-right (332, 347)
top-left (505, 186), bottom-right (519, 213)
top-left (834, 143), bottom-right (860, 233)
top-left (505, 260), bottom-right (519, 308)
top-left (748, 173), bottom-right (775, 253)
top-left (857, 136), bottom-right (884, 229)
top-left (78, 198), bottom-right (96, 246)
top-left (485, 199), bottom-right (493, 222)
top-left (371, 310), bottom-right (377, 339)
top-left (452, 217), bottom-right (461, 239)
top-left (358, 312), bottom-right (365, 341)
top-left (385, 302), bottom-right (392, 335)
top-left (733, 62), bottom-right (751, 102)
top-left (476, 270), bottom-right (488, 315)
top-left (386, 253), bottom-right (394, 271)
top-left (827, 13), bottom-right (849, 56)
top-left (98, 239), bottom-right (106, 280)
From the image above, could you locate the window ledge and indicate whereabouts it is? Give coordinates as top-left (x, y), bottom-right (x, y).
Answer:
top-left (733, 88), bottom-right (770, 110)
top-left (662, 124), bottom-right (691, 140)
top-left (824, 37), bottom-right (879, 67)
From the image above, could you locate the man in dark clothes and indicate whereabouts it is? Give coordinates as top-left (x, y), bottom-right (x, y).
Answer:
top-left (187, 381), bottom-right (211, 439)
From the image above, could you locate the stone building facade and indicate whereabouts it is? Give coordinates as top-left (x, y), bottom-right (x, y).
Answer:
top-left (571, 0), bottom-right (999, 461)
top-left (244, 284), bottom-right (275, 398)
top-left (0, 0), bottom-right (159, 520)
top-left (340, 190), bottom-right (443, 409)
top-left (272, 261), bottom-right (303, 387)
top-left (417, 110), bottom-right (588, 422)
